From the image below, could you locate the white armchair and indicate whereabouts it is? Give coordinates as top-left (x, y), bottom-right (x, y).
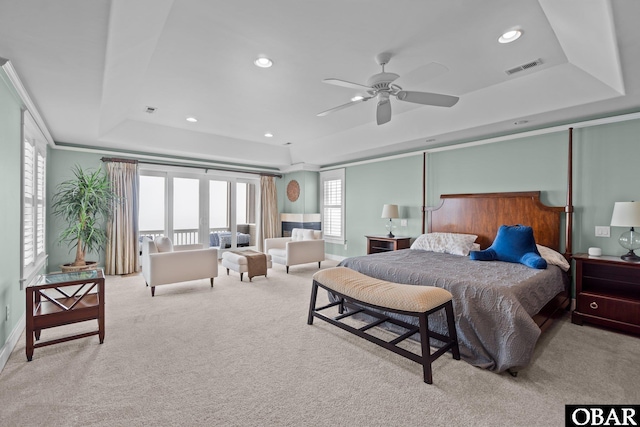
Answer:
top-left (142, 237), bottom-right (218, 296)
top-left (264, 228), bottom-right (324, 273)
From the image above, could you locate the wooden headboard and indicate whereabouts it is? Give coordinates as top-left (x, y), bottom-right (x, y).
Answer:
top-left (427, 191), bottom-right (565, 252)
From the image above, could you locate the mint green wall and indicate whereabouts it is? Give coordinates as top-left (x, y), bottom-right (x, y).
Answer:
top-left (427, 133), bottom-right (568, 207)
top-left (573, 121), bottom-right (640, 256)
top-left (47, 149), bottom-right (107, 272)
top-left (327, 155), bottom-right (424, 258)
top-left (280, 171), bottom-right (319, 214)
top-left (0, 70), bottom-right (24, 348)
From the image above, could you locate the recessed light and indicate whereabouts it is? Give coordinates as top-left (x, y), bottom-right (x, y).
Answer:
top-left (264, 132), bottom-right (274, 138)
top-left (186, 117), bottom-right (198, 122)
top-left (351, 95), bottom-right (364, 102)
top-left (498, 29), bottom-right (523, 44)
top-left (254, 57), bottom-right (273, 68)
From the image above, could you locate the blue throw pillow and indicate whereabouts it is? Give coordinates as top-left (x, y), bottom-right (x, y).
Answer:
top-left (469, 225), bottom-right (547, 269)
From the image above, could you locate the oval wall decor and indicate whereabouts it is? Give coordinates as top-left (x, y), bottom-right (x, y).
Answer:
top-left (286, 180), bottom-right (300, 202)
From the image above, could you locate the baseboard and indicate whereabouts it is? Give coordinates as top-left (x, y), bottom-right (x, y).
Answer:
top-left (0, 313), bottom-right (25, 373)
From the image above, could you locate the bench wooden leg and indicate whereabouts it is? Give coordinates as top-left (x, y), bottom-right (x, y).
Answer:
top-left (418, 313), bottom-right (433, 384)
top-left (307, 281), bottom-right (319, 325)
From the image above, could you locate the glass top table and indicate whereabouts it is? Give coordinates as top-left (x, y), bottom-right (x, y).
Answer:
top-left (26, 269), bottom-right (105, 361)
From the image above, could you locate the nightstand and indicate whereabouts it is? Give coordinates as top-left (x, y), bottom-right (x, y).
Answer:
top-left (366, 235), bottom-right (411, 255)
top-left (572, 253), bottom-right (640, 336)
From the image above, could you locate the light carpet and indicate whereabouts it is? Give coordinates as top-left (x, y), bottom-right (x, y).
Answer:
top-left (1, 260), bottom-right (638, 427)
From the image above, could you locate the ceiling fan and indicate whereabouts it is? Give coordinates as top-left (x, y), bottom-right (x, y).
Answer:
top-left (317, 53), bottom-right (459, 125)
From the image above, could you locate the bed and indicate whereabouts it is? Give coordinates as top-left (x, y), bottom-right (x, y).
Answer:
top-left (336, 134), bottom-right (575, 373)
top-left (209, 232), bottom-right (251, 248)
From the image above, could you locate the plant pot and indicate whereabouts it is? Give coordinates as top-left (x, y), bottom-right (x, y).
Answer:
top-left (60, 261), bottom-right (98, 273)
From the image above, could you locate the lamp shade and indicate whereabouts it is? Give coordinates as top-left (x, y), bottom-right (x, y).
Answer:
top-left (610, 201), bottom-right (640, 227)
top-left (381, 204), bottom-right (399, 219)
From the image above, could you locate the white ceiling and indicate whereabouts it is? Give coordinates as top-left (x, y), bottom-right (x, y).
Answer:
top-left (1, 0), bottom-right (639, 171)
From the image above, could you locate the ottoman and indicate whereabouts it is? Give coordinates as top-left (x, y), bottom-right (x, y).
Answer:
top-left (222, 250), bottom-right (272, 282)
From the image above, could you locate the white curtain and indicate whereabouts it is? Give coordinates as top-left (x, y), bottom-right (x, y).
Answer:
top-left (259, 175), bottom-right (280, 251)
top-left (105, 161), bottom-right (139, 275)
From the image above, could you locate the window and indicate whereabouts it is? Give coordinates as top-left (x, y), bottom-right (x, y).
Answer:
top-left (139, 168), bottom-right (259, 251)
top-left (320, 168), bottom-right (345, 244)
top-left (22, 112), bottom-right (47, 286)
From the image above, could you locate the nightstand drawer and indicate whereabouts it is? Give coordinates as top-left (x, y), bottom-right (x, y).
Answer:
top-left (576, 292), bottom-right (640, 325)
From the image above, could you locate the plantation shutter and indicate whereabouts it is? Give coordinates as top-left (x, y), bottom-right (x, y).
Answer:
top-left (320, 169), bottom-right (345, 244)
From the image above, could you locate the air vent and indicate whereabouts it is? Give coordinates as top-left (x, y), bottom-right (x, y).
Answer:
top-left (145, 106), bottom-right (157, 114)
top-left (505, 59), bottom-right (543, 75)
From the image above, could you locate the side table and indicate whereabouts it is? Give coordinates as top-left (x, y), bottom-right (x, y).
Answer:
top-left (366, 235), bottom-right (412, 255)
top-left (572, 254), bottom-right (640, 336)
top-left (26, 269), bottom-right (105, 361)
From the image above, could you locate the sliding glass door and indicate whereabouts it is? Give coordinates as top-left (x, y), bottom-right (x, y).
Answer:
top-left (139, 169), bottom-right (259, 253)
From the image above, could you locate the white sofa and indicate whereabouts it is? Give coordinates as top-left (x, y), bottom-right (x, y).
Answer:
top-left (141, 237), bottom-right (218, 296)
top-left (264, 228), bottom-right (324, 273)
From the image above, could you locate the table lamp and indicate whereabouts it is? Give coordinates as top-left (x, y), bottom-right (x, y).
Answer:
top-left (610, 201), bottom-right (640, 261)
top-left (381, 204), bottom-right (399, 238)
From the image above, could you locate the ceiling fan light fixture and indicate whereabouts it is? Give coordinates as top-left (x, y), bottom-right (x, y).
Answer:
top-left (254, 57), bottom-right (273, 68)
top-left (499, 29), bottom-right (523, 44)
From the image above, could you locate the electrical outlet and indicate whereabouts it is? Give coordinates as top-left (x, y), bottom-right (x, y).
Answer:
top-left (344, 243), bottom-right (347, 250)
top-left (595, 226), bottom-right (610, 237)
top-left (400, 219), bottom-right (408, 227)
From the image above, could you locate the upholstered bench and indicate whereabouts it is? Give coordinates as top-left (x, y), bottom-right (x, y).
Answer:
top-left (221, 250), bottom-right (272, 282)
top-left (308, 267), bottom-right (460, 384)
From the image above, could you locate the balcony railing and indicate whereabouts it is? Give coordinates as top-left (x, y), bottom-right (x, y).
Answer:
top-left (139, 228), bottom-right (199, 245)
top-left (139, 228), bottom-right (235, 246)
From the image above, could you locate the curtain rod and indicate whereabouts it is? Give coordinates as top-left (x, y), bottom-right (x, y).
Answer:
top-left (100, 157), bottom-right (283, 178)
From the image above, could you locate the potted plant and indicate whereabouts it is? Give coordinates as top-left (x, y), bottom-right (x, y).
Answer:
top-left (52, 165), bottom-right (117, 272)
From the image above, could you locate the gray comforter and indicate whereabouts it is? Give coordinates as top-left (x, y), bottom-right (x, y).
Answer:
top-left (337, 249), bottom-right (567, 372)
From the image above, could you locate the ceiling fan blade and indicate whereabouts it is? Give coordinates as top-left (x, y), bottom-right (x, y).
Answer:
top-left (317, 97), bottom-right (370, 117)
top-left (322, 78), bottom-right (371, 91)
top-left (376, 99), bottom-right (391, 125)
top-left (396, 90), bottom-right (459, 107)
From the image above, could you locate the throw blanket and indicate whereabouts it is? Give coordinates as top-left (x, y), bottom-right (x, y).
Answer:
top-left (230, 250), bottom-right (267, 280)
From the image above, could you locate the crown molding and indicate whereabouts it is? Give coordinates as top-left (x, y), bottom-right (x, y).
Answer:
top-left (0, 58), bottom-right (55, 146)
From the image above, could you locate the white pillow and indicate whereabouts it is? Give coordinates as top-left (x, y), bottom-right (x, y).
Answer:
top-left (154, 236), bottom-right (174, 253)
top-left (536, 245), bottom-right (570, 271)
top-left (411, 232), bottom-right (478, 256)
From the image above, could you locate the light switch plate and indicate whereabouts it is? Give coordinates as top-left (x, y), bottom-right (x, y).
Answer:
top-left (595, 226), bottom-right (610, 237)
